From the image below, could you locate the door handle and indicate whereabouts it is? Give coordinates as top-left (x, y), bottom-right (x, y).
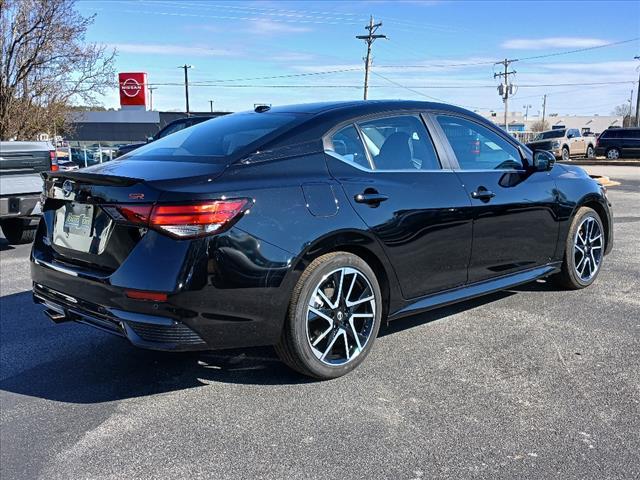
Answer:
top-left (471, 187), bottom-right (495, 201)
top-left (354, 192), bottom-right (389, 205)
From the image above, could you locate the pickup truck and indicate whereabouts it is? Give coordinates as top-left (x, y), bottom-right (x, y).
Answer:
top-left (526, 128), bottom-right (596, 161)
top-left (0, 141), bottom-right (57, 244)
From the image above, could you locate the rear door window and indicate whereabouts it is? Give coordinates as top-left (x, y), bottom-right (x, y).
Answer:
top-left (357, 115), bottom-right (441, 171)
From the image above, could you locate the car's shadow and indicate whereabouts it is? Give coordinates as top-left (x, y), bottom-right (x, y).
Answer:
top-left (0, 281), bottom-right (548, 404)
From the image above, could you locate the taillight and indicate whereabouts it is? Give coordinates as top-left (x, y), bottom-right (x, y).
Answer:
top-left (50, 150), bottom-right (59, 172)
top-left (108, 199), bottom-right (251, 239)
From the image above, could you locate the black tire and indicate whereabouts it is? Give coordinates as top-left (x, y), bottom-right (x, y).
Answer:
top-left (585, 145), bottom-right (595, 159)
top-left (275, 252), bottom-right (383, 379)
top-left (561, 147), bottom-right (570, 161)
top-left (606, 147), bottom-right (620, 160)
top-left (0, 218), bottom-right (36, 244)
top-left (553, 207), bottom-right (605, 290)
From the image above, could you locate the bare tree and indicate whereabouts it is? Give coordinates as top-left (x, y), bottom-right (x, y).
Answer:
top-left (530, 120), bottom-right (549, 132)
top-left (611, 103), bottom-right (637, 128)
top-left (0, 0), bottom-right (116, 140)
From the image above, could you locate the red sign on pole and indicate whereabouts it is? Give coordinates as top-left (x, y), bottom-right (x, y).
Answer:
top-left (119, 72), bottom-right (147, 108)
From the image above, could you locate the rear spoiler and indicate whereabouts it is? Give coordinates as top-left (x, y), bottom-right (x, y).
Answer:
top-left (42, 170), bottom-right (143, 187)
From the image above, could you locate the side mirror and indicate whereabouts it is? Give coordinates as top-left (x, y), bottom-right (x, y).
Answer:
top-left (146, 136), bottom-right (155, 143)
top-left (532, 150), bottom-right (556, 172)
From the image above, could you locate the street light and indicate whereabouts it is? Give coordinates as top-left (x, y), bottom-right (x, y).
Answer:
top-left (523, 104), bottom-right (532, 121)
top-left (178, 64), bottom-right (193, 114)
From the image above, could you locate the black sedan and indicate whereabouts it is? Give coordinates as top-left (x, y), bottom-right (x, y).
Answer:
top-left (31, 101), bottom-right (613, 379)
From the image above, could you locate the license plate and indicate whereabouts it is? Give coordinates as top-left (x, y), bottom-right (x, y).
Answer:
top-left (63, 203), bottom-right (94, 237)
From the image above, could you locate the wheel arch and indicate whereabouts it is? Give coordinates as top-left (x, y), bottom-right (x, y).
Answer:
top-left (574, 194), bottom-right (612, 254)
top-left (291, 229), bottom-right (401, 321)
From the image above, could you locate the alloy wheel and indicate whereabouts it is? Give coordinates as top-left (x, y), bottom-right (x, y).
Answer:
top-left (562, 148), bottom-right (570, 161)
top-left (306, 267), bottom-right (376, 366)
top-left (586, 146), bottom-right (594, 158)
top-left (573, 216), bottom-right (603, 282)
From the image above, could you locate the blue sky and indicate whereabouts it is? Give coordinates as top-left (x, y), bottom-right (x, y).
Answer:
top-left (78, 0), bottom-right (640, 115)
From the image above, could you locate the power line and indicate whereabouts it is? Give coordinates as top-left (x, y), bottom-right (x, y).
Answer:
top-left (515, 37), bottom-right (639, 62)
top-left (374, 37), bottom-right (640, 70)
top-left (371, 71), bottom-right (489, 110)
top-left (371, 71), bottom-right (446, 102)
top-left (188, 67), bottom-right (362, 84)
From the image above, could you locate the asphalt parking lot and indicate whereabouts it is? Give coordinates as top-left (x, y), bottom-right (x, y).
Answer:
top-left (1, 166), bottom-right (638, 480)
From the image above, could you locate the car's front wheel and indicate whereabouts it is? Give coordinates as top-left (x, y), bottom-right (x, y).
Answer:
top-left (554, 207), bottom-right (605, 289)
top-left (562, 147), bottom-right (570, 161)
top-left (276, 252), bottom-right (382, 379)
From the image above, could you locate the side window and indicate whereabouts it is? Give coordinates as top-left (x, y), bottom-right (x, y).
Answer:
top-left (436, 115), bottom-right (523, 170)
top-left (330, 125), bottom-right (370, 169)
top-left (628, 129), bottom-right (640, 139)
top-left (357, 115), bottom-right (440, 171)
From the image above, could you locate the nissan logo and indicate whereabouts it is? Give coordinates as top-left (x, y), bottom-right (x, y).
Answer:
top-left (121, 78), bottom-right (142, 98)
top-left (62, 180), bottom-right (74, 197)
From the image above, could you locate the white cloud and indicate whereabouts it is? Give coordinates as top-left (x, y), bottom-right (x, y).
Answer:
top-left (247, 20), bottom-right (312, 35)
top-left (501, 37), bottom-right (609, 50)
top-left (110, 43), bottom-right (236, 57)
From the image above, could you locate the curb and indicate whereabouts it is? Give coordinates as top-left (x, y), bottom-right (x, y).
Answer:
top-left (590, 175), bottom-right (621, 187)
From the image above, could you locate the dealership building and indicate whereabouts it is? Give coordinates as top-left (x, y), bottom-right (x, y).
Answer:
top-left (64, 72), bottom-right (228, 147)
top-left (66, 110), bottom-right (227, 146)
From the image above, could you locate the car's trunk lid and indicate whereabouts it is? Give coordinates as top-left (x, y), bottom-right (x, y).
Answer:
top-left (42, 160), bottom-right (227, 273)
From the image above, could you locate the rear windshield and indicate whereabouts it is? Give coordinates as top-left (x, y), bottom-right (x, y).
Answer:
top-left (534, 130), bottom-right (565, 140)
top-left (122, 112), bottom-right (301, 162)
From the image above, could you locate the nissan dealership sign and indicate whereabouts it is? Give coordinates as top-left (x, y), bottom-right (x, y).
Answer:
top-left (118, 72), bottom-right (148, 109)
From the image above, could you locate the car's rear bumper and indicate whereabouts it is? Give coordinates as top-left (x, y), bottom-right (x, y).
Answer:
top-left (0, 194), bottom-right (40, 218)
top-left (33, 282), bottom-right (208, 351)
top-left (30, 222), bottom-right (297, 352)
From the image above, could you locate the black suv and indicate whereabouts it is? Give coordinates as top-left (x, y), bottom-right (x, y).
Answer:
top-left (116, 115), bottom-right (216, 157)
top-left (595, 127), bottom-right (640, 159)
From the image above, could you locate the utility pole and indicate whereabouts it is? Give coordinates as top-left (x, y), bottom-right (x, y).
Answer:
top-left (356, 16), bottom-right (386, 100)
top-left (523, 104), bottom-right (532, 122)
top-left (494, 59), bottom-right (516, 133)
top-left (148, 86), bottom-right (157, 111)
top-left (542, 94), bottom-right (547, 127)
top-left (209, 100), bottom-right (214, 113)
top-left (634, 56), bottom-right (640, 126)
top-left (628, 88), bottom-right (634, 127)
top-left (179, 64), bottom-right (193, 114)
